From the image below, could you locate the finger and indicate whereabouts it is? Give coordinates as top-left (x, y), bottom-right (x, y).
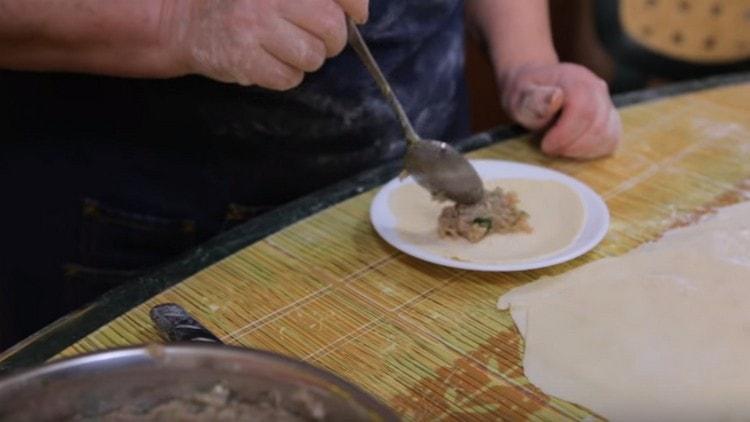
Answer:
top-left (540, 82), bottom-right (605, 156)
top-left (607, 109), bottom-right (623, 149)
top-left (563, 95), bottom-right (621, 159)
top-left (591, 108), bottom-right (623, 157)
top-left (263, 18), bottom-right (327, 72)
top-left (279, 0), bottom-right (347, 57)
top-left (555, 97), bottom-right (618, 159)
top-left (335, 0), bottom-right (369, 23)
top-left (511, 84), bottom-right (564, 130)
top-left (241, 47), bottom-right (305, 90)
top-left (579, 109), bottom-right (621, 158)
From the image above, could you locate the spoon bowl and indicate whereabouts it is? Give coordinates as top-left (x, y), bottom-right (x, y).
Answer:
top-left (404, 139), bottom-right (484, 204)
top-left (347, 18), bottom-right (484, 205)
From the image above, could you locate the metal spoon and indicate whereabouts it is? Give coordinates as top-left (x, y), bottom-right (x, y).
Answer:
top-left (346, 18), bottom-right (484, 205)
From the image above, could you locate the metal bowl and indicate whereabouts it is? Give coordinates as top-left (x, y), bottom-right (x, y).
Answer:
top-left (0, 344), bottom-right (399, 421)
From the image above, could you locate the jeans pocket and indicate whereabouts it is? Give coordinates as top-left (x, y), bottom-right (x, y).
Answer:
top-left (78, 198), bottom-right (197, 269)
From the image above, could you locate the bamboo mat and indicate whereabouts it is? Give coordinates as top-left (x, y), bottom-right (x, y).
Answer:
top-left (55, 83), bottom-right (750, 420)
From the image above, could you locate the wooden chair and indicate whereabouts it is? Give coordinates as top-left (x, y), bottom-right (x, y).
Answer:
top-left (595, 0), bottom-right (750, 89)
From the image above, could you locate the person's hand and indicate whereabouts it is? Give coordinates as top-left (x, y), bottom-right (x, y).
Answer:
top-left (167, 0), bottom-right (368, 90)
top-left (500, 63), bottom-right (621, 159)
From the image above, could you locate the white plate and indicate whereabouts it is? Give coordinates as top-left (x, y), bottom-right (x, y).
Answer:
top-left (370, 160), bottom-right (610, 271)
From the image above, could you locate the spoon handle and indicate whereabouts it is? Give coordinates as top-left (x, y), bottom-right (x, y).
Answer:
top-left (347, 17), bottom-right (420, 145)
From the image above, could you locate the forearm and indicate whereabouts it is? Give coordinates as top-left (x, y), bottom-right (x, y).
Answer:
top-left (0, 0), bottom-right (184, 78)
top-left (466, 0), bottom-right (558, 85)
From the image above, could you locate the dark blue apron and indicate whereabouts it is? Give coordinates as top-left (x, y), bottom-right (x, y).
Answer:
top-left (0, 0), bottom-right (468, 345)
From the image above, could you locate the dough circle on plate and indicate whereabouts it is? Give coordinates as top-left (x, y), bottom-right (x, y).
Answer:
top-left (389, 178), bottom-right (586, 264)
top-left (498, 201), bottom-right (750, 421)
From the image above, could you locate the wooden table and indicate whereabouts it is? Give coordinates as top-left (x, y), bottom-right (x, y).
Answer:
top-left (3, 73), bottom-right (750, 420)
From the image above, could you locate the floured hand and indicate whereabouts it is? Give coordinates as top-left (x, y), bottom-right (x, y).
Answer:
top-left (165, 0), bottom-right (369, 89)
top-left (501, 63), bottom-right (621, 159)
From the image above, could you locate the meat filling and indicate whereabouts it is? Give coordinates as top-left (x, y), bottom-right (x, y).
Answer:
top-left (77, 384), bottom-right (324, 422)
top-left (438, 187), bottom-right (531, 243)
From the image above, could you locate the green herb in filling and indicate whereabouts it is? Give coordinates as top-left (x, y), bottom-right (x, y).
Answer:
top-left (473, 217), bottom-right (493, 229)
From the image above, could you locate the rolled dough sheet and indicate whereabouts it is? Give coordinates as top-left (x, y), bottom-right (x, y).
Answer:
top-left (389, 179), bottom-right (585, 264)
top-left (498, 201), bottom-right (750, 421)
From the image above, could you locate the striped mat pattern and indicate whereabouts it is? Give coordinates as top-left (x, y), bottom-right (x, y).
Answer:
top-left (56, 83), bottom-right (750, 420)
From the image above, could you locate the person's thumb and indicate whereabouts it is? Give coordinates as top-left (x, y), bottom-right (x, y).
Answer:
top-left (508, 84), bottom-right (564, 130)
top-left (337, 0), bottom-right (369, 24)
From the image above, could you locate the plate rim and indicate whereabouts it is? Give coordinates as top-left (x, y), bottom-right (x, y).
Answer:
top-left (369, 159), bottom-right (610, 271)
